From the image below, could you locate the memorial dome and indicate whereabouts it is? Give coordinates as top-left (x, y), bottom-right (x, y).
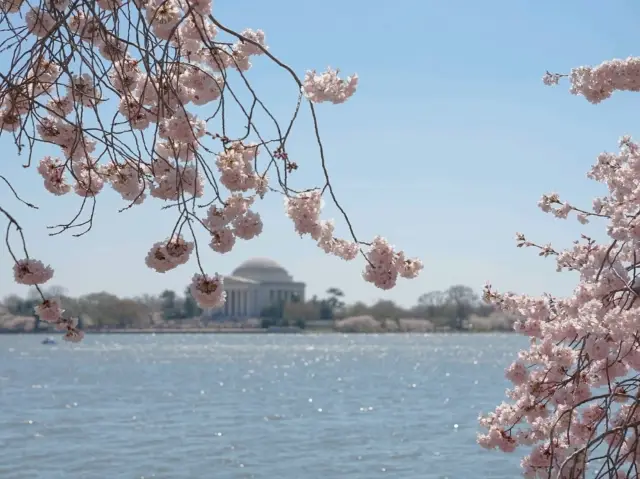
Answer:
top-left (232, 258), bottom-right (292, 283)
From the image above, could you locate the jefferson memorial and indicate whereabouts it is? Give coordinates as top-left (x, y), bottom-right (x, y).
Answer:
top-left (219, 258), bottom-right (306, 319)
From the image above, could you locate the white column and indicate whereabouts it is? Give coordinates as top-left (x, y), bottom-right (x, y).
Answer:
top-left (234, 290), bottom-right (238, 316)
top-left (255, 289), bottom-right (259, 315)
top-left (242, 291), bottom-right (246, 317)
top-left (253, 289), bottom-right (258, 316)
top-left (234, 291), bottom-right (239, 317)
top-left (243, 291), bottom-right (247, 316)
top-left (253, 289), bottom-right (257, 316)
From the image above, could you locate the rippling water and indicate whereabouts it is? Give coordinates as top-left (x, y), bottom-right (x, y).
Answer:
top-left (0, 333), bottom-right (528, 478)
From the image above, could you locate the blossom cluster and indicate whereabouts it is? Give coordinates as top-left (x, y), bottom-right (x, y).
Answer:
top-left (546, 56), bottom-right (640, 104)
top-left (1, 0), bottom-right (421, 343)
top-left (12, 259), bottom-right (84, 342)
top-left (479, 60), bottom-right (640, 478)
top-left (301, 68), bottom-right (358, 104)
top-left (284, 191), bottom-right (423, 287)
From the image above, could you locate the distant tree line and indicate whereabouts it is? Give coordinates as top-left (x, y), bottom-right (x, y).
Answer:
top-left (1, 283), bottom-right (508, 332)
top-left (260, 284), bottom-right (503, 331)
top-left (1, 285), bottom-right (203, 330)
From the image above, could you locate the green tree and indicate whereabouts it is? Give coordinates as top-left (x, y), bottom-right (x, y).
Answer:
top-left (323, 287), bottom-right (345, 318)
top-left (3, 294), bottom-right (38, 316)
top-left (415, 290), bottom-right (447, 317)
top-left (342, 301), bottom-right (370, 318)
top-left (318, 300), bottom-right (333, 320)
top-left (445, 285), bottom-right (480, 329)
top-left (160, 289), bottom-right (182, 320)
top-left (260, 299), bottom-right (285, 320)
top-left (367, 299), bottom-right (407, 320)
top-left (282, 300), bottom-right (320, 328)
top-left (74, 292), bottom-right (151, 328)
top-left (413, 285), bottom-right (482, 329)
top-left (44, 285), bottom-right (68, 298)
top-left (182, 286), bottom-right (202, 319)
top-left (133, 294), bottom-right (163, 312)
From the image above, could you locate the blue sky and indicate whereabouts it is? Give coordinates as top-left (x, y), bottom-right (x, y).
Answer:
top-left (1, 0), bottom-right (637, 307)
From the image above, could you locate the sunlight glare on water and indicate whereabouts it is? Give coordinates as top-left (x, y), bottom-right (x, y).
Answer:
top-left (0, 333), bottom-right (526, 478)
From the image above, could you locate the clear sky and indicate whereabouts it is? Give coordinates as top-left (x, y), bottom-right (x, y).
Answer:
top-left (0, 0), bottom-right (636, 307)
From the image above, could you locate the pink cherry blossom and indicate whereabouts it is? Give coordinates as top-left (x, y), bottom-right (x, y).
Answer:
top-left (0, 110), bottom-right (21, 132)
top-left (209, 227), bottom-right (235, 254)
top-left (285, 190), bottom-right (324, 239)
top-left (216, 142), bottom-right (259, 192)
top-left (35, 298), bottom-right (64, 323)
top-left (63, 319), bottom-right (85, 343)
top-left (145, 235), bottom-right (194, 273)
top-left (235, 29), bottom-right (267, 57)
top-left (1, 0), bottom-right (23, 13)
top-left (2, 2), bottom-right (423, 348)
top-left (47, 96), bottom-right (74, 118)
top-left (190, 273), bottom-right (226, 308)
top-left (150, 165), bottom-right (204, 200)
top-left (361, 237), bottom-right (420, 290)
top-left (505, 361), bottom-right (528, 385)
top-left (479, 78), bottom-right (640, 475)
top-left (232, 210), bottom-right (263, 240)
top-left (302, 67), bottom-right (358, 104)
top-left (13, 259), bottom-right (54, 285)
top-left (96, 0), bottom-right (121, 11)
top-left (25, 8), bottom-right (55, 37)
top-left (317, 221), bottom-right (359, 261)
top-left (37, 156), bottom-right (71, 195)
top-left (68, 74), bottom-right (101, 107)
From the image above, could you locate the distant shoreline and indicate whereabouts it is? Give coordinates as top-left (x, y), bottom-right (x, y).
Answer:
top-left (89, 328), bottom-right (270, 334)
top-left (4, 328), bottom-right (269, 334)
top-left (2, 328), bottom-right (513, 335)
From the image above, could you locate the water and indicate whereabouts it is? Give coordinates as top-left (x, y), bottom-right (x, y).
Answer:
top-left (0, 333), bottom-right (528, 479)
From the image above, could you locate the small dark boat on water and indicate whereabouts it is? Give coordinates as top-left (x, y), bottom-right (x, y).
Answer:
top-left (41, 337), bottom-right (56, 345)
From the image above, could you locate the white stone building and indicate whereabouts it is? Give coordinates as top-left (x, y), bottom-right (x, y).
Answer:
top-left (220, 258), bottom-right (306, 319)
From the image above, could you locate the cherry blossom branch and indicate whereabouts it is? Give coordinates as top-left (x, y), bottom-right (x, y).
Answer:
top-left (480, 79), bottom-right (640, 476)
top-left (0, 0), bottom-right (423, 342)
